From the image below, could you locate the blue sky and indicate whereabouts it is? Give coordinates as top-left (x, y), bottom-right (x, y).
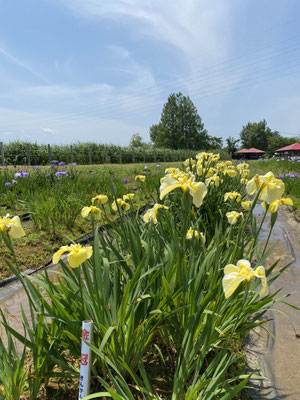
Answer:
top-left (1, 0), bottom-right (300, 145)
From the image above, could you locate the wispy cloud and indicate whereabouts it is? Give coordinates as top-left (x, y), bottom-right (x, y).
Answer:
top-left (0, 43), bottom-right (46, 82)
top-left (58, 0), bottom-right (233, 68)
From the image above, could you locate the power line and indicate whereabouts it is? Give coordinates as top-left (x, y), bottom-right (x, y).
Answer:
top-left (1, 35), bottom-right (300, 130)
top-left (2, 55), bottom-right (300, 131)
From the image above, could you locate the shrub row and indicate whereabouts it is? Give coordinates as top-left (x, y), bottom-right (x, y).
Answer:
top-left (1, 141), bottom-right (229, 165)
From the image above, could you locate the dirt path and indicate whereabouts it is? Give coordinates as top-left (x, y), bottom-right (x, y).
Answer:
top-left (247, 206), bottom-right (300, 399)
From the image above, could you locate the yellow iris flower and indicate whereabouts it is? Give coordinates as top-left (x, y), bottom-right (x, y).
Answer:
top-left (143, 203), bottom-right (168, 224)
top-left (205, 174), bottom-right (220, 187)
top-left (53, 243), bottom-right (93, 268)
top-left (160, 173), bottom-right (207, 207)
top-left (224, 191), bottom-right (242, 203)
top-left (241, 178), bottom-right (249, 184)
top-left (196, 152), bottom-right (220, 164)
top-left (0, 214), bottom-right (25, 238)
top-left (262, 197), bottom-right (293, 213)
top-left (165, 167), bottom-right (180, 174)
top-left (226, 211), bottom-right (243, 225)
top-left (222, 259), bottom-right (268, 299)
top-left (186, 228), bottom-right (206, 243)
top-left (112, 199), bottom-right (130, 211)
top-left (135, 175), bottom-right (146, 182)
top-left (237, 162), bottom-right (249, 171)
top-left (81, 206), bottom-right (101, 218)
top-left (246, 172), bottom-right (285, 204)
top-left (123, 193), bottom-right (135, 201)
top-left (92, 194), bottom-right (108, 205)
top-left (223, 168), bottom-right (238, 177)
top-left (241, 200), bottom-right (252, 210)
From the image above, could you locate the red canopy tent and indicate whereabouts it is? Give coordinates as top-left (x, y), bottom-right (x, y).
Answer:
top-left (275, 143), bottom-right (300, 155)
top-left (235, 148), bottom-right (265, 159)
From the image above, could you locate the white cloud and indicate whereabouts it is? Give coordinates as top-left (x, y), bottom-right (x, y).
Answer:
top-left (41, 127), bottom-right (57, 134)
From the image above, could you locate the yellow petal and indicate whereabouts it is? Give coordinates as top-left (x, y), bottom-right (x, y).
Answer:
top-left (246, 176), bottom-right (258, 196)
top-left (254, 266), bottom-right (268, 297)
top-left (264, 181), bottom-right (285, 204)
top-left (267, 200), bottom-right (280, 213)
top-left (222, 273), bottom-right (248, 299)
top-left (200, 232), bottom-right (206, 244)
top-left (53, 245), bottom-right (70, 265)
top-left (191, 182), bottom-right (208, 207)
top-left (159, 180), bottom-right (182, 200)
top-left (9, 216), bottom-right (25, 238)
top-left (236, 259), bottom-right (251, 269)
top-left (92, 194), bottom-right (108, 205)
top-left (123, 202), bottom-right (130, 211)
top-left (224, 264), bottom-right (239, 274)
top-left (281, 198), bottom-right (293, 206)
top-left (143, 211), bottom-right (151, 223)
top-left (241, 200), bottom-right (251, 211)
top-left (68, 245), bottom-right (93, 268)
top-left (81, 207), bottom-right (91, 218)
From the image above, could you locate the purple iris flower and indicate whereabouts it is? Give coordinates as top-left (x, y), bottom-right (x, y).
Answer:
top-left (31, 165), bottom-right (40, 169)
top-left (12, 180), bottom-right (18, 184)
top-left (55, 170), bottom-right (68, 177)
top-left (4, 182), bottom-right (11, 187)
top-left (52, 160), bottom-right (58, 164)
top-left (123, 178), bottom-right (129, 184)
top-left (279, 174), bottom-right (284, 179)
top-left (290, 174), bottom-right (298, 178)
top-left (45, 173), bottom-right (51, 177)
top-left (68, 162), bottom-right (77, 166)
top-left (15, 170), bottom-right (29, 178)
top-left (58, 161), bottom-right (65, 166)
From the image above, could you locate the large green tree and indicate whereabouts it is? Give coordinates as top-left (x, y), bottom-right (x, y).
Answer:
top-left (150, 93), bottom-right (210, 149)
top-left (239, 120), bottom-right (271, 151)
top-left (267, 131), bottom-right (298, 152)
top-left (240, 120), bottom-right (298, 151)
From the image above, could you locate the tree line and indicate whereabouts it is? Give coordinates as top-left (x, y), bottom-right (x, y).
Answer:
top-left (138, 92), bottom-right (298, 154)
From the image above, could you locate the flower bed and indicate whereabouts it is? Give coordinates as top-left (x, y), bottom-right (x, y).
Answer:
top-left (0, 153), bottom-right (294, 399)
